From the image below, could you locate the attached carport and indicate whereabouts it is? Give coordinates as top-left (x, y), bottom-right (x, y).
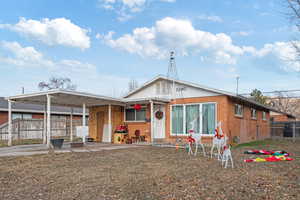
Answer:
top-left (6, 89), bottom-right (124, 147)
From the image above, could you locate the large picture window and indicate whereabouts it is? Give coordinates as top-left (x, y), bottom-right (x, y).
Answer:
top-left (186, 105), bottom-right (200, 133)
top-left (202, 104), bottom-right (216, 135)
top-left (125, 108), bottom-right (146, 121)
top-left (171, 103), bottom-right (216, 135)
top-left (172, 105), bottom-right (184, 134)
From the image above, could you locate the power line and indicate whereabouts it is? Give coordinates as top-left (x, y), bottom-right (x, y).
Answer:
top-left (240, 89), bottom-right (300, 96)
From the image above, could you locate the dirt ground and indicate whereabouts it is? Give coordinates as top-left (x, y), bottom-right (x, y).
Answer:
top-left (0, 139), bottom-right (299, 200)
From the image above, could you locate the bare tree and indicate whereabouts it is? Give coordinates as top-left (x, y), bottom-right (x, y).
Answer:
top-left (38, 77), bottom-right (77, 91)
top-left (269, 91), bottom-right (300, 118)
top-left (128, 79), bottom-right (138, 92)
top-left (287, 0), bottom-right (300, 58)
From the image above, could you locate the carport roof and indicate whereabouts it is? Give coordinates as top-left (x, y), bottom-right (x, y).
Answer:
top-left (6, 89), bottom-right (125, 108)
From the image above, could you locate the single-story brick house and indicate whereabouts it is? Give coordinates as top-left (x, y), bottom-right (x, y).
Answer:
top-left (110, 75), bottom-right (272, 144)
top-left (270, 111), bottom-right (296, 122)
top-left (7, 75), bottom-right (274, 146)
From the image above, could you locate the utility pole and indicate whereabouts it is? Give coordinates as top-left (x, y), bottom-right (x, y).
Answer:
top-left (236, 76), bottom-right (240, 95)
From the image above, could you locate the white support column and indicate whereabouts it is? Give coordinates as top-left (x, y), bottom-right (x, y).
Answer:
top-left (108, 104), bottom-right (112, 143)
top-left (8, 100), bottom-right (12, 146)
top-left (150, 100), bottom-right (154, 143)
top-left (46, 95), bottom-right (51, 148)
top-left (82, 103), bottom-right (86, 126)
top-left (43, 105), bottom-right (47, 144)
top-left (70, 108), bottom-right (73, 142)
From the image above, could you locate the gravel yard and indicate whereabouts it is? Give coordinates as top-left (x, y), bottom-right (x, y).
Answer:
top-left (0, 139), bottom-right (299, 200)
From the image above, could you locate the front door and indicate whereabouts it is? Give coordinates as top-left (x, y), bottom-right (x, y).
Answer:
top-left (96, 111), bottom-right (105, 142)
top-left (153, 105), bottom-right (166, 139)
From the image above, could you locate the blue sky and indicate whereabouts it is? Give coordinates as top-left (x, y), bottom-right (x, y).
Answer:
top-left (0, 0), bottom-right (299, 97)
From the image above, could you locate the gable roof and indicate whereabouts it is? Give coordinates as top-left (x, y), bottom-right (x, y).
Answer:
top-left (124, 75), bottom-right (276, 111)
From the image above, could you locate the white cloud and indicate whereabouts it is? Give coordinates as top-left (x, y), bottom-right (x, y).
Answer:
top-left (0, 18), bottom-right (90, 49)
top-left (254, 41), bottom-right (300, 72)
top-left (0, 41), bottom-right (54, 67)
top-left (0, 41), bottom-right (94, 72)
top-left (231, 31), bottom-right (253, 37)
top-left (198, 14), bottom-right (223, 23)
top-left (98, 17), bottom-right (300, 72)
top-left (98, 17), bottom-right (247, 63)
top-left (98, 0), bottom-right (175, 21)
top-left (0, 41), bottom-right (132, 97)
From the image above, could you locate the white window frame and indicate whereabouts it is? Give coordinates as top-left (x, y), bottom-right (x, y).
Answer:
top-left (170, 102), bottom-right (217, 136)
top-left (262, 111), bottom-right (267, 121)
top-left (251, 108), bottom-right (257, 120)
top-left (124, 106), bottom-right (147, 122)
top-left (234, 104), bottom-right (243, 117)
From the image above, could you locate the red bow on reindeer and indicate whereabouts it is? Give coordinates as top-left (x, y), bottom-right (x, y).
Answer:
top-left (214, 128), bottom-right (224, 139)
top-left (187, 130), bottom-right (196, 143)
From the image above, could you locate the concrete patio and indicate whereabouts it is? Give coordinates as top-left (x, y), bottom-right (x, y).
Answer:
top-left (0, 142), bottom-right (144, 157)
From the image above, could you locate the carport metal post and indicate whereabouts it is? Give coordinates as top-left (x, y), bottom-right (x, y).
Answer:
top-left (150, 100), bottom-right (154, 143)
top-left (43, 105), bottom-right (47, 144)
top-left (82, 103), bottom-right (86, 143)
top-left (46, 94), bottom-right (51, 148)
top-left (108, 104), bottom-right (112, 143)
top-left (293, 121), bottom-right (296, 142)
top-left (8, 100), bottom-right (12, 146)
top-left (70, 108), bottom-right (73, 142)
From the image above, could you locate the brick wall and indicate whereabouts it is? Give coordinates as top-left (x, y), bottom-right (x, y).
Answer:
top-left (227, 98), bottom-right (270, 143)
top-left (271, 114), bottom-right (294, 122)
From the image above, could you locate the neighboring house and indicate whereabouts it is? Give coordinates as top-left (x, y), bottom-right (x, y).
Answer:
top-left (270, 111), bottom-right (296, 122)
top-left (7, 75), bottom-right (275, 144)
top-left (0, 97), bottom-right (87, 125)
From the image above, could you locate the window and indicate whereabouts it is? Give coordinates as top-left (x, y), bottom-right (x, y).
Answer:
top-left (186, 105), bottom-right (200, 133)
top-left (202, 104), bottom-right (216, 135)
top-left (251, 109), bottom-right (257, 119)
top-left (171, 103), bottom-right (216, 135)
top-left (172, 105), bottom-right (184, 134)
top-left (12, 113), bottom-right (22, 120)
top-left (262, 112), bottom-right (267, 120)
top-left (12, 113), bottom-right (32, 120)
top-left (234, 104), bottom-right (243, 117)
top-left (125, 108), bottom-right (146, 121)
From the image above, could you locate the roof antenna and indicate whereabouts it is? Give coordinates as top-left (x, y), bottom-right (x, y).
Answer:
top-left (167, 51), bottom-right (178, 98)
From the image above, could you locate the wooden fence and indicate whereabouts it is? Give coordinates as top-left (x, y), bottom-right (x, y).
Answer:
top-left (0, 118), bottom-right (83, 141)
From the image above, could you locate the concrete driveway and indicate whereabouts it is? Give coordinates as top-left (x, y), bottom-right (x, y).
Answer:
top-left (0, 142), bottom-right (144, 157)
